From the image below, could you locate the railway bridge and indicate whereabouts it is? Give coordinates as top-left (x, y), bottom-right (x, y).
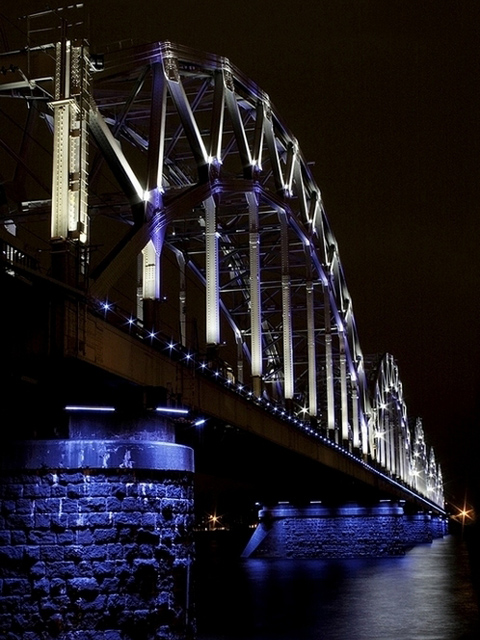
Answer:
top-left (0, 23), bottom-right (445, 640)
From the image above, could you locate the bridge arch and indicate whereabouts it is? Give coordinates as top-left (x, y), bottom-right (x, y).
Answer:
top-left (82, 41), bottom-right (368, 451)
top-left (369, 354), bottom-right (443, 505)
top-left (0, 38), bottom-right (443, 509)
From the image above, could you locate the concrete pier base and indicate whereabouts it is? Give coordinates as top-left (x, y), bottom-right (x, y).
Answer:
top-left (242, 503), bottom-right (447, 559)
top-left (0, 436), bottom-right (195, 640)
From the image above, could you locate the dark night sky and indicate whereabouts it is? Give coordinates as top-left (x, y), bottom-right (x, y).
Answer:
top-left (2, 1), bottom-right (480, 508)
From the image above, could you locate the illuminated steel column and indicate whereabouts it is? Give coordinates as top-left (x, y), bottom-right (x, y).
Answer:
top-left (398, 430), bottom-right (406, 482)
top-left (50, 97), bottom-right (76, 239)
top-left (142, 240), bottom-right (159, 300)
top-left (205, 196), bottom-right (220, 346)
top-left (351, 381), bottom-right (360, 449)
top-left (385, 413), bottom-right (393, 473)
top-left (324, 291), bottom-right (336, 438)
top-left (142, 61), bottom-right (168, 304)
top-left (50, 41), bottom-right (90, 247)
top-left (236, 332), bottom-right (244, 384)
top-left (339, 333), bottom-right (349, 444)
top-left (306, 278), bottom-right (317, 417)
top-left (247, 192), bottom-right (262, 395)
top-left (390, 424), bottom-right (398, 477)
top-left (377, 410), bottom-right (386, 469)
top-left (167, 245), bottom-right (187, 346)
top-left (395, 427), bottom-right (402, 480)
top-left (280, 212), bottom-right (294, 400)
top-left (361, 414), bottom-right (369, 458)
top-left (391, 414), bottom-right (399, 476)
top-left (380, 410), bottom-right (388, 471)
top-left (392, 419), bottom-right (399, 478)
top-left (176, 251), bottom-right (187, 347)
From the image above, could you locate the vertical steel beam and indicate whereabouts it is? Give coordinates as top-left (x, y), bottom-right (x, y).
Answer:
top-left (324, 291), bottom-right (336, 438)
top-left (142, 240), bottom-right (159, 301)
top-left (389, 418), bottom-right (395, 474)
top-left (247, 192), bottom-right (262, 387)
top-left (50, 42), bottom-right (90, 247)
top-left (141, 62), bottom-right (168, 302)
top-left (378, 412), bottom-right (386, 469)
top-left (305, 272), bottom-right (317, 417)
top-left (306, 281), bottom-right (317, 417)
top-left (361, 414), bottom-right (369, 458)
top-left (398, 431), bottom-right (405, 482)
top-left (339, 334), bottom-right (349, 444)
top-left (205, 196), bottom-right (220, 346)
top-left (280, 212), bottom-right (294, 400)
top-left (351, 382), bottom-right (360, 449)
top-left (50, 98), bottom-right (74, 240)
top-left (176, 251), bottom-right (187, 346)
top-left (236, 332), bottom-right (244, 385)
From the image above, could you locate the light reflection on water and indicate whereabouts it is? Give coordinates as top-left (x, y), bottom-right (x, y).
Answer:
top-left (195, 535), bottom-right (479, 640)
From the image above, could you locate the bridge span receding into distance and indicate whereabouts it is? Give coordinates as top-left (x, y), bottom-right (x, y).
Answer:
top-left (0, 17), bottom-right (446, 638)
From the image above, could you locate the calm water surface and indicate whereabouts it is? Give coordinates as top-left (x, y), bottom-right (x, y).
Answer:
top-left (194, 533), bottom-right (479, 640)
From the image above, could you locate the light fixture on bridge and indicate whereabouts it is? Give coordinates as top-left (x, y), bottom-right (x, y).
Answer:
top-left (155, 407), bottom-right (189, 415)
top-left (64, 405), bottom-right (115, 412)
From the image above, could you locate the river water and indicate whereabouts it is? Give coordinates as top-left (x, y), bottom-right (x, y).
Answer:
top-left (193, 530), bottom-right (479, 640)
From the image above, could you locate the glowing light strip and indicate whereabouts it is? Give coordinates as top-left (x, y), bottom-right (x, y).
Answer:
top-left (155, 407), bottom-right (189, 415)
top-left (65, 406), bottom-right (115, 412)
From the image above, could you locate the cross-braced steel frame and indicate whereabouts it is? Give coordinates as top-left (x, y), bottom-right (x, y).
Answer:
top-left (0, 34), bottom-right (444, 508)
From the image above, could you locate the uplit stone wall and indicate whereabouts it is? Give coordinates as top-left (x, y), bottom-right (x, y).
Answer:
top-left (0, 463), bottom-right (195, 639)
top-left (242, 503), bottom-right (447, 559)
top-left (403, 513), bottom-right (433, 545)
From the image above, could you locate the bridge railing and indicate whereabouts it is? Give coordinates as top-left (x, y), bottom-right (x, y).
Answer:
top-left (1, 238), bottom-right (39, 273)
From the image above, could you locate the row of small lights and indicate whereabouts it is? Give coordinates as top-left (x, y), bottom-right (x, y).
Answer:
top-left (94, 298), bottom-right (445, 513)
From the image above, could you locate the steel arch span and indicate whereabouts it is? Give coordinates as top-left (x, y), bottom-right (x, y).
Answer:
top-left (0, 38), bottom-right (443, 509)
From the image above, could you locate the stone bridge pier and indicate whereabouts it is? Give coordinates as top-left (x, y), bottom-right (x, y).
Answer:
top-left (242, 502), bottom-right (449, 559)
top-left (0, 410), bottom-right (195, 640)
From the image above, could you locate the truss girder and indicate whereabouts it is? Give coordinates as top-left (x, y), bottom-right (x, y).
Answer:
top-left (368, 354), bottom-right (443, 505)
top-left (1, 39), bottom-right (444, 509)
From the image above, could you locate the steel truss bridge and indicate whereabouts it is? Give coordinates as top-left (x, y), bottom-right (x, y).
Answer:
top-left (0, 27), bottom-right (444, 514)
